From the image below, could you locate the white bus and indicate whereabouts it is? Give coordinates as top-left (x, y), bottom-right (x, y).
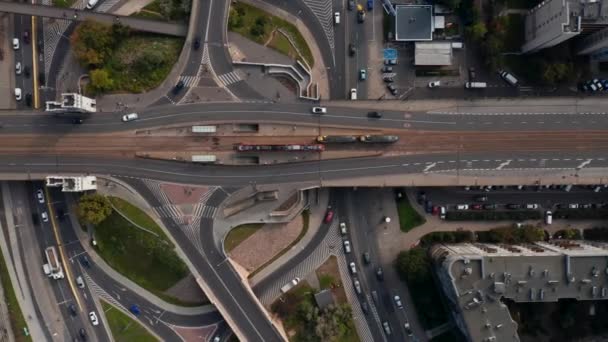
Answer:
top-left (192, 125), bottom-right (217, 133)
top-left (191, 155), bottom-right (217, 163)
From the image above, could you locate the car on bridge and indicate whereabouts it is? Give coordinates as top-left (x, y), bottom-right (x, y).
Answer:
top-left (311, 107), bottom-right (327, 114)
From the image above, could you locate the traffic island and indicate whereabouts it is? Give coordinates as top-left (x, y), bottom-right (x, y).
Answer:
top-left (100, 300), bottom-right (160, 342)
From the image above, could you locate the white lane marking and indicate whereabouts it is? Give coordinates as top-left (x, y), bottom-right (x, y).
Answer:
top-left (423, 162), bottom-right (436, 172)
top-left (577, 159), bottom-right (592, 170)
top-left (496, 160), bottom-right (511, 170)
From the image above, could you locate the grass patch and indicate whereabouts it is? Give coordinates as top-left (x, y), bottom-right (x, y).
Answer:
top-left (228, 1), bottom-right (314, 67)
top-left (101, 35), bottom-right (183, 94)
top-left (268, 33), bottom-right (297, 59)
top-left (94, 211), bottom-right (190, 303)
top-left (224, 223), bottom-right (263, 253)
top-left (248, 210), bottom-right (310, 279)
top-left (107, 197), bottom-right (171, 245)
top-left (315, 256), bottom-right (347, 304)
top-left (131, 0), bottom-right (189, 22)
top-left (318, 274), bottom-right (335, 290)
top-left (396, 198), bottom-right (426, 232)
top-left (101, 300), bottom-right (159, 342)
top-left (0, 244), bottom-right (32, 342)
top-left (53, 0), bottom-right (76, 8)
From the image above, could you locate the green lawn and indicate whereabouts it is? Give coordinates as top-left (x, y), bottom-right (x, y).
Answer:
top-left (396, 198), bottom-right (426, 232)
top-left (0, 245), bottom-right (31, 342)
top-left (94, 211), bottom-right (191, 305)
top-left (101, 300), bottom-right (158, 342)
top-left (107, 197), bottom-right (171, 245)
top-left (224, 223), bottom-right (263, 252)
top-left (53, 0), bottom-right (76, 8)
top-left (229, 1), bottom-right (314, 67)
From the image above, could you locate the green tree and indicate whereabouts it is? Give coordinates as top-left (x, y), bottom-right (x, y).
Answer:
top-left (395, 248), bottom-right (430, 284)
top-left (466, 21), bottom-right (487, 41)
top-left (89, 69), bottom-right (114, 93)
top-left (134, 49), bottom-right (166, 73)
top-left (77, 193), bottom-right (112, 226)
top-left (542, 63), bottom-right (572, 85)
top-left (70, 19), bottom-right (115, 67)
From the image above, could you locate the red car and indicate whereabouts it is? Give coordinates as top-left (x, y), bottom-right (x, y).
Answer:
top-left (432, 206), bottom-right (440, 215)
top-left (471, 204), bottom-right (483, 210)
top-left (324, 210), bottom-right (334, 223)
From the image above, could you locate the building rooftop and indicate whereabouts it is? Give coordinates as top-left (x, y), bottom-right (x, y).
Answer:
top-left (395, 5), bottom-right (433, 41)
top-left (432, 241), bottom-right (608, 342)
top-left (415, 42), bottom-right (452, 65)
top-left (45, 93), bottom-right (97, 113)
top-left (46, 176), bottom-right (97, 192)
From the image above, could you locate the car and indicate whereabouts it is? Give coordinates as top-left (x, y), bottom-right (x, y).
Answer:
top-left (23, 30), bottom-right (30, 44)
top-left (506, 203), bottom-right (522, 209)
top-left (578, 82), bottom-right (589, 92)
top-left (382, 321), bottom-right (392, 335)
top-left (80, 256), bottom-right (91, 268)
top-left (362, 252), bottom-right (370, 264)
top-left (353, 279), bottom-right (362, 294)
top-left (38, 72), bottom-right (46, 85)
top-left (348, 0), bottom-right (355, 10)
top-left (367, 111), bottom-right (382, 118)
top-left (526, 203), bottom-right (539, 209)
top-left (349, 262), bottom-right (357, 274)
top-left (387, 84), bottom-right (397, 95)
top-left (339, 222), bottom-right (347, 235)
top-left (23, 66), bottom-right (30, 78)
top-left (428, 80), bottom-right (441, 88)
top-left (348, 43), bottom-right (356, 56)
top-left (582, 203), bottom-right (592, 209)
top-left (359, 69), bottom-right (367, 81)
top-left (376, 267), bottom-right (384, 281)
top-left (69, 304), bottom-right (77, 317)
top-left (468, 67), bottom-right (476, 80)
top-left (471, 204), bottom-right (482, 210)
top-left (15, 62), bottom-right (21, 75)
top-left (36, 189), bottom-right (45, 203)
top-left (371, 290), bottom-right (379, 304)
top-left (432, 205), bottom-right (440, 215)
top-left (15, 88), bottom-right (22, 101)
top-left (334, 11), bottom-right (340, 24)
top-left (193, 37), bottom-right (200, 50)
top-left (25, 93), bottom-right (32, 107)
top-left (367, 0), bottom-right (373, 10)
top-left (483, 203), bottom-right (497, 210)
top-left (417, 191), bottom-right (426, 204)
top-left (474, 195), bottom-right (488, 202)
top-left (456, 204), bottom-right (469, 210)
top-left (593, 78), bottom-right (603, 90)
top-left (89, 311), bottom-right (99, 326)
top-left (13, 38), bottom-right (19, 50)
top-left (79, 328), bottom-right (87, 340)
top-left (404, 322), bottom-right (413, 336)
top-left (343, 240), bottom-right (351, 253)
top-left (357, 10), bottom-right (365, 23)
top-left (129, 304), bottom-right (141, 316)
top-left (586, 81), bottom-right (598, 92)
top-left (393, 295), bottom-right (403, 309)
top-left (439, 206), bottom-right (446, 219)
top-left (384, 59), bottom-right (397, 65)
top-left (86, 0), bottom-right (99, 9)
top-left (121, 113), bottom-right (139, 122)
top-left (311, 107), bottom-right (327, 114)
top-left (76, 276), bottom-right (85, 288)
top-left (381, 66), bottom-right (393, 73)
top-left (350, 88), bottom-right (357, 100)
top-left (383, 76), bottom-right (394, 83)
top-left (324, 209), bottom-right (334, 223)
top-left (360, 301), bottom-right (369, 315)
top-left (172, 80), bottom-right (185, 94)
top-left (212, 337), bottom-right (220, 342)
top-left (72, 118), bottom-right (84, 124)
top-left (545, 210), bottom-right (553, 225)
top-left (41, 212), bottom-right (49, 222)
top-left (424, 200), bottom-right (433, 213)
top-left (568, 203), bottom-right (579, 209)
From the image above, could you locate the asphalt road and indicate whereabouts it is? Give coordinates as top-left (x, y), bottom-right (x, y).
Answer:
top-left (13, 14), bottom-right (34, 110)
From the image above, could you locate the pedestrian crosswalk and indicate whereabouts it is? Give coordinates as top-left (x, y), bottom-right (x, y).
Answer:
top-left (217, 71), bottom-right (241, 86)
top-left (302, 0), bottom-right (334, 51)
top-left (178, 75), bottom-right (200, 87)
top-left (192, 203), bottom-right (217, 219)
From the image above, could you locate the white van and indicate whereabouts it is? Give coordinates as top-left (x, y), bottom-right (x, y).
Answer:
top-left (439, 206), bottom-right (446, 220)
top-left (334, 12), bottom-right (340, 25)
top-left (350, 88), bottom-right (357, 100)
top-left (465, 82), bottom-right (487, 89)
top-left (86, 0), bottom-right (99, 9)
top-left (499, 71), bottom-right (518, 87)
top-left (121, 113), bottom-right (139, 122)
top-left (545, 211), bottom-right (552, 225)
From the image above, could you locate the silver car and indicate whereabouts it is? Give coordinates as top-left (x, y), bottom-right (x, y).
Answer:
top-left (349, 262), bottom-right (357, 274)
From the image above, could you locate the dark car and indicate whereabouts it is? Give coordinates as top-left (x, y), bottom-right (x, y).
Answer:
top-left (79, 328), bottom-right (87, 340)
top-left (381, 66), bottom-right (393, 73)
top-left (349, 43), bottom-right (356, 56)
top-left (68, 304), bottom-right (77, 316)
top-left (416, 191), bottom-right (426, 204)
top-left (363, 252), bottom-right (371, 264)
top-left (367, 111), bottom-right (382, 118)
top-left (506, 203), bottom-right (522, 210)
top-left (348, 0), bottom-right (355, 10)
top-left (424, 200), bottom-right (433, 213)
top-left (72, 118), bottom-right (83, 124)
top-left (383, 76), bottom-right (394, 83)
top-left (23, 66), bottom-right (30, 78)
top-left (471, 204), bottom-right (483, 210)
top-left (38, 72), bottom-right (45, 85)
top-left (360, 301), bottom-right (369, 315)
top-left (80, 255), bottom-right (91, 268)
top-left (474, 195), bottom-right (488, 202)
top-left (25, 93), bottom-right (32, 107)
top-left (193, 37), bottom-right (200, 50)
top-left (468, 67), bottom-right (476, 80)
top-left (357, 11), bottom-right (365, 23)
top-left (387, 84), bottom-right (397, 95)
top-left (23, 30), bottom-right (30, 44)
top-left (483, 203), bottom-right (498, 210)
top-left (130, 304), bottom-right (141, 316)
top-left (376, 267), bottom-right (384, 281)
top-left (172, 80), bottom-right (185, 94)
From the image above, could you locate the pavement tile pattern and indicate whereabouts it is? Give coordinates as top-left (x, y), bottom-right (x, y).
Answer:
top-left (302, 0), bottom-right (334, 51)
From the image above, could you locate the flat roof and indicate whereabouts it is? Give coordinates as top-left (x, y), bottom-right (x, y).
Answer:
top-left (415, 42), bottom-right (452, 65)
top-left (395, 5), bottom-right (433, 41)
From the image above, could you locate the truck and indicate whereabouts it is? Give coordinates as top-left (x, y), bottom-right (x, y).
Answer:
top-left (43, 246), bottom-right (64, 279)
top-left (359, 135), bottom-right (399, 143)
top-left (316, 135), bottom-right (358, 143)
top-left (281, 277), bottom-right (301, 293)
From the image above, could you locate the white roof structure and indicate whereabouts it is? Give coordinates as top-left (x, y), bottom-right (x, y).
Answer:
top-left (45, 93), bottom-right (97, 113)
top-left (46, 176), bottom-right (97, 192)
top-left (414, 42), bottom-right (453, 66)
top-left (434, 16), bottom-right (445, 29)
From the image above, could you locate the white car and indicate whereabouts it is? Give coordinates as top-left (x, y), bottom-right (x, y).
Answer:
top-left (41, 212), bottom-right (49, 222)
top-left (428, 81), bottom-right (441, 88)
top-left (334, 11), bottom-right (340, 24)
top-left (15, 88), bottom-right (22, 101)
top-left (36, 189), bottom-right (45, 203)
top-left (89, 311), bottom-right (99, 326)
top-left (76, 276), bottom-right (85, 288)
top-left (15, 62), bottom-right (21, 75)
top-left (86, 0), bottom-right (99, 9)
top-left (350, 88), bottom-right (357, 100)
top-left (339, 222), bottom-right (347, 235)
top-left (349, 262), bottom-right (357, 274)
top-left (353, 279), bottom-right (361, 294)
top-left (526, 203), bottom-right (539, 209)
top-left (456, 204), bottom-right (469, 210)
top-left (12, 38), bottom-right (19, 50)
top-left (568, 203), bottom-right (579, 209)
top-left (343, 240), bottom-right (351, 254)
top-left (121, 113), bottom-right (139, 122)
top-left (311, 107), bottom-right (327, 114)
top-left (394, 295), bottom-right (403, 309)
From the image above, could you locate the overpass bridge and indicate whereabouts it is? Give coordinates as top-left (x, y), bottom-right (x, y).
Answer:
top-left (0, 1), bottom-right (186, 36)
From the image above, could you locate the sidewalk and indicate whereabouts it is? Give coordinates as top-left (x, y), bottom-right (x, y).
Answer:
top-left (64, 192), bottom-right (215, 316)
top-left (249, 188), bottom-right (328, 286)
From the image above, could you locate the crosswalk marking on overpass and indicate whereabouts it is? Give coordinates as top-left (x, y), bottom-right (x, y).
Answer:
top-left (178, 75), bottom-right (199, 87)
top-left (217, 71), bottom-right (241, 86)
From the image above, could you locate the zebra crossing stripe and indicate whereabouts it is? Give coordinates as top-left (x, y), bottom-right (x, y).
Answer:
top-left (179, 75), bottom-right (199, 87)
top-left (217, 71), bottom-right (241, 86)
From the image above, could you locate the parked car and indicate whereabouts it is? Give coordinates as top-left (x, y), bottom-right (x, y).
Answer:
top-left (343, 240), bottom-right (351, 254)
top-left (14, 88), bottom-right (22, 101)
top-left (383, 76), bottom-right (394, 83)
top-left (324, 209), bottom-right (334, 223)
top-left (506, 203), bottom-right (522, 209)
top-left (568, 203), bottom-right (579, 209)
top-left (404, 322), bottom-right (414, 336)
top-left (348, 0), bottom-right (355, 10)
top-left (349, 262), bottom-right (357, 274)
top-left (339, 222), bottom-right (347, 235)
top-left (483, 203), bottom-right (497, 210)
top-left (353, 279), bottom-right (362, 294)
top-left (382, 321), bottom-right (392, 335)
top-left (456, 204), bottom-right (469, 210)
top-left (428, 80), bottom-right (440, 88)
top-left (387, 84), bottom-right (397, 95)
top-left (360, 301), bottom-right (369, 315)
top-left (474, 195), bottom-right (488, 202)
top-left (15, 62), bottom-right (21, 74)
top-left (12, 38), bottom-right (19, 50)
top-left (424, 200), bottom-right (433, 213)
top-left (381, 66), bottom-right (393, 73)
top-left (471, 204), bottom-right (482, 210)
top-left (334, 11), bottom-right (340, 24)
top-left (468, 67), bottom-right (476, 80)
top-left (526, 203), bottom-right (539, 209)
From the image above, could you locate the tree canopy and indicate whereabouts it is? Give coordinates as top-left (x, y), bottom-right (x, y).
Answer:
top-left (395, 248), bottom-right (431, 285)
top-left (78, 193), bottom-right (112, 226)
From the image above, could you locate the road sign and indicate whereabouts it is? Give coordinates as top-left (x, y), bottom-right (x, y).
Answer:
top-left (383, 48), bottom-right (397, 60)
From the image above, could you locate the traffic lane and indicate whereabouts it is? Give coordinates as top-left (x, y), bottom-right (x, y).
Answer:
top-left (420, 186), bottom-right (608, 209)
top-left (182, 0), bottom-right (212, 76)
top-left (46, 188), bottom-right (111, 342)
top-left (18, 15), bottom-right (34, 109)
top-left (207, 0), bottom-right (232, 75)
